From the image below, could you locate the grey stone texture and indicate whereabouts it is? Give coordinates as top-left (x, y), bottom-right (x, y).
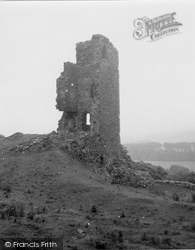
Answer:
top-left (56, 35), bottom-right (120, 160)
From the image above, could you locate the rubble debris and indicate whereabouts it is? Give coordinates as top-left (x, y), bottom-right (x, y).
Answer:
top-left (59, 135), bottom-right (155, 188)
top-left (91, 205), bottom-right (97, 213)
top-left (59, 132), bottom-right (108, 168)
top-left (110, 165), bottom-right (154, 188)
top-left (9, 135), bottom-right (52, 153)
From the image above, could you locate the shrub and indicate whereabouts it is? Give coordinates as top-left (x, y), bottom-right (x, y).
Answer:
top-left (0, 201), bottom-right (9, 209)
top-left (141, 232), bottom-right (147, 241)
top-left (7, 200), bottom-right (25, 218)
top-left (95, 240), bottom-right (107, 249)
top-left (108, 230), bottom-right (124, 243)
top-left (0, 182), bottom-right (11, 192)
top-left (150, 236), bottom-right (160, 246)
top-left (132, 162), bottom-right (168, 180)
top-left (35, 205), bottom-right (47, 214)
top-left (187, 171), bottom-right (195, 184)
top-left (118, 231), bottom-right (123, 243)
top-left (120, 211), bottom-right (125, 218)
top-left (162, 237), bottom-right (172, 246)
top-left (173, 192), bottom-right (180, 202)
top-left (91, 205), bottom-right (97, 213)
top-left (182, 221), bottom-right (195, 231)
top-left (0, 200), bottom-right (25, 219)
top-left (27, 211), bottom-right (35, 220)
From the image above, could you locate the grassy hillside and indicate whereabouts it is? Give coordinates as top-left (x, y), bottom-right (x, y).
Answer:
top-left (0, 134), bottom-right (195, 249)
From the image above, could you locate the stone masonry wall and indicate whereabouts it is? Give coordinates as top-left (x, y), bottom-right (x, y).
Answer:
top-left (56, 35), bottom-right (120, 161)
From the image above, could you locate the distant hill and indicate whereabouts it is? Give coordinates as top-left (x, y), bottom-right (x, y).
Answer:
top-left (124, 142), bottom-right (195, 161)
top-left (122, 130), bottom-right (195, 144)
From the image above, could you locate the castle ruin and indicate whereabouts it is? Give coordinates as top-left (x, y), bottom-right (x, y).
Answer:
top-left (56, 34), bottom-right (120, 162)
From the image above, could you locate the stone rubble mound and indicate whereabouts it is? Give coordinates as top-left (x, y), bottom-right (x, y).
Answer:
top-left (108, 164), bottom-right (155, 188)
top-left (10, 135), bottom-right (52, 153)
top-left (59, 132), bottom-right (107, 166)
top-left (7, 131), bottom-right (156, 188)
top-left (60, 135), bottom-right (155, 188)
top-left (106, 146), bottom-right (155, 188)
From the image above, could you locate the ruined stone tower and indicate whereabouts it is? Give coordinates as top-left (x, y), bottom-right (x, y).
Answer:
top-left (56, 34), bottom-right (120, 161)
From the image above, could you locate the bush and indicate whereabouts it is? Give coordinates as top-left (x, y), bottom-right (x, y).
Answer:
top-left (162, 237), bottom-right (172, 246)
top-left (95, 240), bottom-right (107, 249)
top-left (120, 211), bottom-right (125, 218)
top-left (0, 201), bottom-right (9, 209)
top-left (9, 201), bottom-right (25, 217)
top-left (91, 205), bottom-right (97, 213)
top-left (131, 162), bottom-right (168, 180)
top-left (0, 182), bottom-right (11, 192)
top-left (173, 192), bottom-right (180, 202)
top-left (187, 171), bottom-right (195, 184)
top-left (0, 200), bottom-right (25, 219)
top-left (150, 236), bottom-right (160, 246)
top-left (27, 211), bottom-right (35, 220)
top-left (167, 167), bottom-right (195, 184)
top-left (34, 205), bottom-right (47, 214)
top-left (141, 232), bottom-right (147, 241)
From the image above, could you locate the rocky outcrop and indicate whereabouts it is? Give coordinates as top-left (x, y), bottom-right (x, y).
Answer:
top-left (8, 131), bottom-right (156, 187)
top-left (110, 166), bottom-right (154, 188)
top-left (59, 131), bottom-right (108, 165)
top-left (9, 135), bottom-right (52, 153)
top-left (60, 139), bottom-right (155, 187)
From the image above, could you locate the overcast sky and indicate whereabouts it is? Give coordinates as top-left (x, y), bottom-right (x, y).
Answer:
top-left (0, 1), bottom-right (195, 143)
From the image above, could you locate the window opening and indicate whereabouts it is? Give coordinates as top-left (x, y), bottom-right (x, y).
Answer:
top-left (86, 113), bottom-right (91, 125)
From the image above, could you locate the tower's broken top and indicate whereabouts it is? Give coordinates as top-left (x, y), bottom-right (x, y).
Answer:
top-left (75, 34), bottom-right (118, 67)
top-left (56, 34), bottom-right (120, 159)
top-left (77, 34), bottom-right (117, 48)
